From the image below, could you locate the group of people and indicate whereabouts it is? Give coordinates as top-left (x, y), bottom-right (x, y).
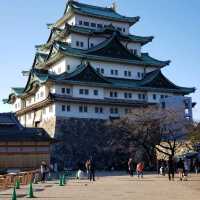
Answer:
top-left (128, 158), bottom-right (144, 178)
top-left (160, 157), bottom-right (199, 181)
top-left (77, 159), bottom-right (96, 181)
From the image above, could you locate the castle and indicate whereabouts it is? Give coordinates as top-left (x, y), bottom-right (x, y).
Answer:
top-left (4, 0), bottom-right (195, 167)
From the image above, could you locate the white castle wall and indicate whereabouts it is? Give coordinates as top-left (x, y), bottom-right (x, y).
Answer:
top-left (73, 14), bottom-right (130, 35)
top-left (48, 55), bottom-right (157, 79)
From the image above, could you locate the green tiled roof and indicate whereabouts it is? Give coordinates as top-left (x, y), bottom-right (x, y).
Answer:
top-left (5, 62), bottom-right (195, 104)
top-left (63, 1), bottom-right (140, 25)
top-left (49, 33), bottom-right (170, 67)
top-left (11, 87), bottom-right (25, 95)
top-left (36, 24), bottom-right (153, 52)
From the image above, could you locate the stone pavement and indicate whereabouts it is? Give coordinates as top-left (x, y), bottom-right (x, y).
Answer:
top-left (0, 172), bottom-right (200, 200)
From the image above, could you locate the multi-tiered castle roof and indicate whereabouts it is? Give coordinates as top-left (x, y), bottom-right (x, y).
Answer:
top-left (4, 0), bottom-right (195, 123)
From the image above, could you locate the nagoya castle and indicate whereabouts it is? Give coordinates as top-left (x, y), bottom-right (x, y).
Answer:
top-left (4, 0), bottom-right (195, 167)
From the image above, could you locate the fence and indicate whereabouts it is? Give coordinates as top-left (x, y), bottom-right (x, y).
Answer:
top-left (0, 170), bottom-right (35, 189)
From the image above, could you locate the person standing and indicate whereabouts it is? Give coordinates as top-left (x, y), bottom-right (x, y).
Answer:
top-left (88, 159), bottom-right (95, 181)
top-left (194, 159), bottom-right (199, 175)
top-left (183, 158), bottom-right (189, 181)
top-left (136, 162), bottom-right (144, 178)
top-left (85, 160), bottom-right (90, 179)
top-left (167, 157), bottom-right (175, 181)
top-left (177, 158), bottom-right (184, 181)
top-left (128, 158), bottom-right (134, 176)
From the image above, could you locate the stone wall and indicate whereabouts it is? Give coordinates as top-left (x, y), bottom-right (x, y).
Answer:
top-left (41, 117), bottom-right (156, 170)
top-left (50, 117), bottom-right (131, 169)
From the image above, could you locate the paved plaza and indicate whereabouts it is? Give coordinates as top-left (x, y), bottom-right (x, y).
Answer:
top-left (1, 172), bottom-right (200, 200)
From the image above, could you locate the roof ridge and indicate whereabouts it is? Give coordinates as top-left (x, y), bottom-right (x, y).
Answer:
top-left (71, 1), bottom-right (114, 12)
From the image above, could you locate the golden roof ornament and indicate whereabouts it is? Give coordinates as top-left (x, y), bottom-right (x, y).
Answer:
top-left (111, 1), bottom-right (117, 11)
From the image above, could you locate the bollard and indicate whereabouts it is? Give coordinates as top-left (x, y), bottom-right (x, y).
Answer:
top-left (62, 175), bottom-right (66, 185)
top-left (27, 182), bottom-right (34, 198)
top-left (15, 180), bottom-right (20, 189)
top-left (11, 187), bottom-right (17, 200)
top-left (59, 175), bottom-right (64, 186)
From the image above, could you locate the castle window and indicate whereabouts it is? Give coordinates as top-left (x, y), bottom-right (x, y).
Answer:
top-left (142, 94), bottom-right (146, 99)
top-left (79, 89), bottom-right (84, 94)
top-left (110, 107), bottom-right (118, 114)
top-left (79, 20), bottom-right (83, 25)
top-left (95, 107), bottom-right (103, 113)
top-left (66, 88), bottom-right (70, 94)
top-left (97, 24), bottom-right (103, 28)
top-left (96, 68), bottom-right (100, 73)
top-left (115, 70), bottom-right (118, 75)
top-left (67, 105), bottom-right (71, 112)
top-left (160, 95), bottom-right (164, 99)
top-left (85, 89), bottom-right (89, 95)
top-left (110, 91), bottom-right (118, 98)
top-left (62, 105), bottom-right (66, 111)
top-left (101, 68), bottom-right (104, 74)
top-left (62, 105), bottom-right (70, 112)
top-left (124, 71), bottom-right (127, 77)
top-left (153, 94), bottom-right (157, 100)
top-left (91, 23), bottom-right (96, 27)
top-left (79, 106), bottom-right (87, 112)
top-left (80, 42), bottom-right (84, 47)
top-left (138, 94), bottom-right (142, 99)
top-left (61, 88), bottom-right (65, 94)
top-left (123, 28), bottom-right (126, 32)
top-left (67, 65), bottom-right (70, 71)
top-left (84, 21), bottom-right (89, 26)
top-left (90, 43), bottom-right (94, 47)
top-left (84, 106), bottom-right (88, 112)
top-left (134, 49), bottom-right (138, 56)
top-left (76, 41), bottom-right (80, 47)
top-left (128, 71), bottom-right (131, 77)
top-left (117, 27), bottom-right (122, 31)
top-left (124, 93), bottom-right (132, 98)
top-left (94, 90), bottom-right (98, 96)
top-left (111, 69), bottom-right (114, 75)
top-left (137, 72), bottom-right (141, 78)
top-left (79, 106), bottom-right (83, 112)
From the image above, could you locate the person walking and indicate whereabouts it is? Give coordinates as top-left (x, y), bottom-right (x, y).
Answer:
top-left (88, 159), bottom-right (95, 181)
top-left (167, 157), bottom-right (175, 181)
top-left (177, 158), bottom-right (184, 181)
top-left (136, 162), bottom-right (144, 178)
top-left (40, 161), bottom-right (48, 183)
top-left (128, 158), bottom-right (134, 176)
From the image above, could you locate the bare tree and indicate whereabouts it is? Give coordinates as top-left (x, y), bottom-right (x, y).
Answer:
top-left (107, 107), bottom-right (189, 162)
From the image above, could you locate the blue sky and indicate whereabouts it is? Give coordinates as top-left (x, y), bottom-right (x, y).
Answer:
top-left (0, 0), bottom-right (199, 120)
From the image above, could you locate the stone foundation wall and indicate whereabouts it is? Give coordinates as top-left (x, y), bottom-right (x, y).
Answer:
top-left (41, 117), bottom-right (156, 170)
top-left (50, 117), bottom-right (132, 169)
